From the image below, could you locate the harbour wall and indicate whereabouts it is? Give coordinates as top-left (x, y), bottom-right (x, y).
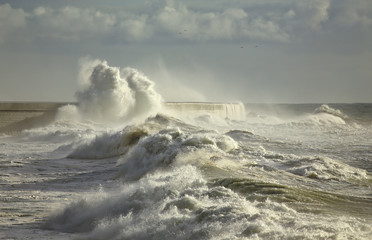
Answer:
top-left (0, 102), bottom-right (245, 134)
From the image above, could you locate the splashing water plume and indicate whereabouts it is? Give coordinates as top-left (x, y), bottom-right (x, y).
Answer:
top-left (58, 59), bottom-right (163, 124)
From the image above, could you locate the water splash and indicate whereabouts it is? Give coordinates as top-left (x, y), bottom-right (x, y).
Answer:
top-left (58, 59), bottom-right (163, 124)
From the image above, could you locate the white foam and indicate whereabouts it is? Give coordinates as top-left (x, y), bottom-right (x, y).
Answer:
top-left (45, 164), bottom-right (372, 240)
top-left (59, 59), bottom-right (163, 125)
top-left (314, 104), bottom-right (348, 119)
top-left (117, 125), bottom-right (238, 180)
top-left (68, 125), bottom-right (148, 159)
top-left (286, 156), bottom-right (368, 181)
top-left (299, 113), bottom-right (346, 126)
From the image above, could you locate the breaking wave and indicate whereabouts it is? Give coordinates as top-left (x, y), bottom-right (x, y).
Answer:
top-left (244, 104), bottom-right (349, 126)
top-left (314, 104), bottom-right (348, 120)
top-left (44, 113), bottom-right (372, 239)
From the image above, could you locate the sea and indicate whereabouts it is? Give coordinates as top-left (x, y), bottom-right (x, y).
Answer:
top-left (0, 61), bottom-right (371, 240)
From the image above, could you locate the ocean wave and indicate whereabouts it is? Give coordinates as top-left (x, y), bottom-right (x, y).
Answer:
top-left (298, 113), bottom-right (346, 126)
top-left (68, 125), bottom-right (148, 159)
top-left (37, 106), bottom-right (372, 239)
top-left (244, 104), bottom-right (349, 127)
top-left (285, 155), bottom-right (368, 181)
top-left (117, 120), bottom-right (238, 180)
top-left (16, 120), bottom-right (98, 143)
top-left (44, 165), bottom-right (372, 240)
top-left (314, 104), bottom-right (348, 120)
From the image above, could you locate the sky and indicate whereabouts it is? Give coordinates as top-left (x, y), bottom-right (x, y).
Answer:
top-left (0, 0), bottom-right (371, 103)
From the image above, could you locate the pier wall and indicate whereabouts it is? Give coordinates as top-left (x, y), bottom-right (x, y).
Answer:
top-left (0, 102), bottom-right (245, 134)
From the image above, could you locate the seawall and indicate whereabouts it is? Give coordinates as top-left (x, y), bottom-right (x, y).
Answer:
top-left (0, 102), bottom-right (245, 134)
top-left (165, 102), bottom-right (245, 120)
top-left (0, 102), bottom-right (69, 134)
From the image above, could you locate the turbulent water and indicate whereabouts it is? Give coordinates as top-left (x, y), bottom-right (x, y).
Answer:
top-left (1, 61), bottom-right (372, 240)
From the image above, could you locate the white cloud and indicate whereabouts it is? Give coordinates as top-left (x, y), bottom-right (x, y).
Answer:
top-left (0, 2), bottom-right (292, 44)
top-left (1, 0), bottom-right (371, 45)
top-left (31, 6), bottom-right (118, 41)
top-left (155, 5), bottom-right (290, 42)
top-left (296, 0), bottom-right (331, 30)
top-left (0, 3), bottom-right (28, 44)
top-left (333, 0), bottom-right (372, 27)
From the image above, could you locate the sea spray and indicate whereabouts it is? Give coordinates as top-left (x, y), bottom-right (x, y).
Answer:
top-left (58, 59), bottom-right (163, 124)
top-left (164, 102), bottom-right (246, 121)
top-left (314, 104), bottom-right (348, 120)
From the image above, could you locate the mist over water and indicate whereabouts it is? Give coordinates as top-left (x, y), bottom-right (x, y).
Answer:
top-left (0, 61), bottom-right (371, 239)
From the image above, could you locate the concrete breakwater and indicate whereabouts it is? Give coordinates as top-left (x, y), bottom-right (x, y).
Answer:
top-left (165, 102), bottom-right (245, 120)
top-left (0, 102), bottom-right (70, 134)
top-left (0, 102), bottom-right (245, 134)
